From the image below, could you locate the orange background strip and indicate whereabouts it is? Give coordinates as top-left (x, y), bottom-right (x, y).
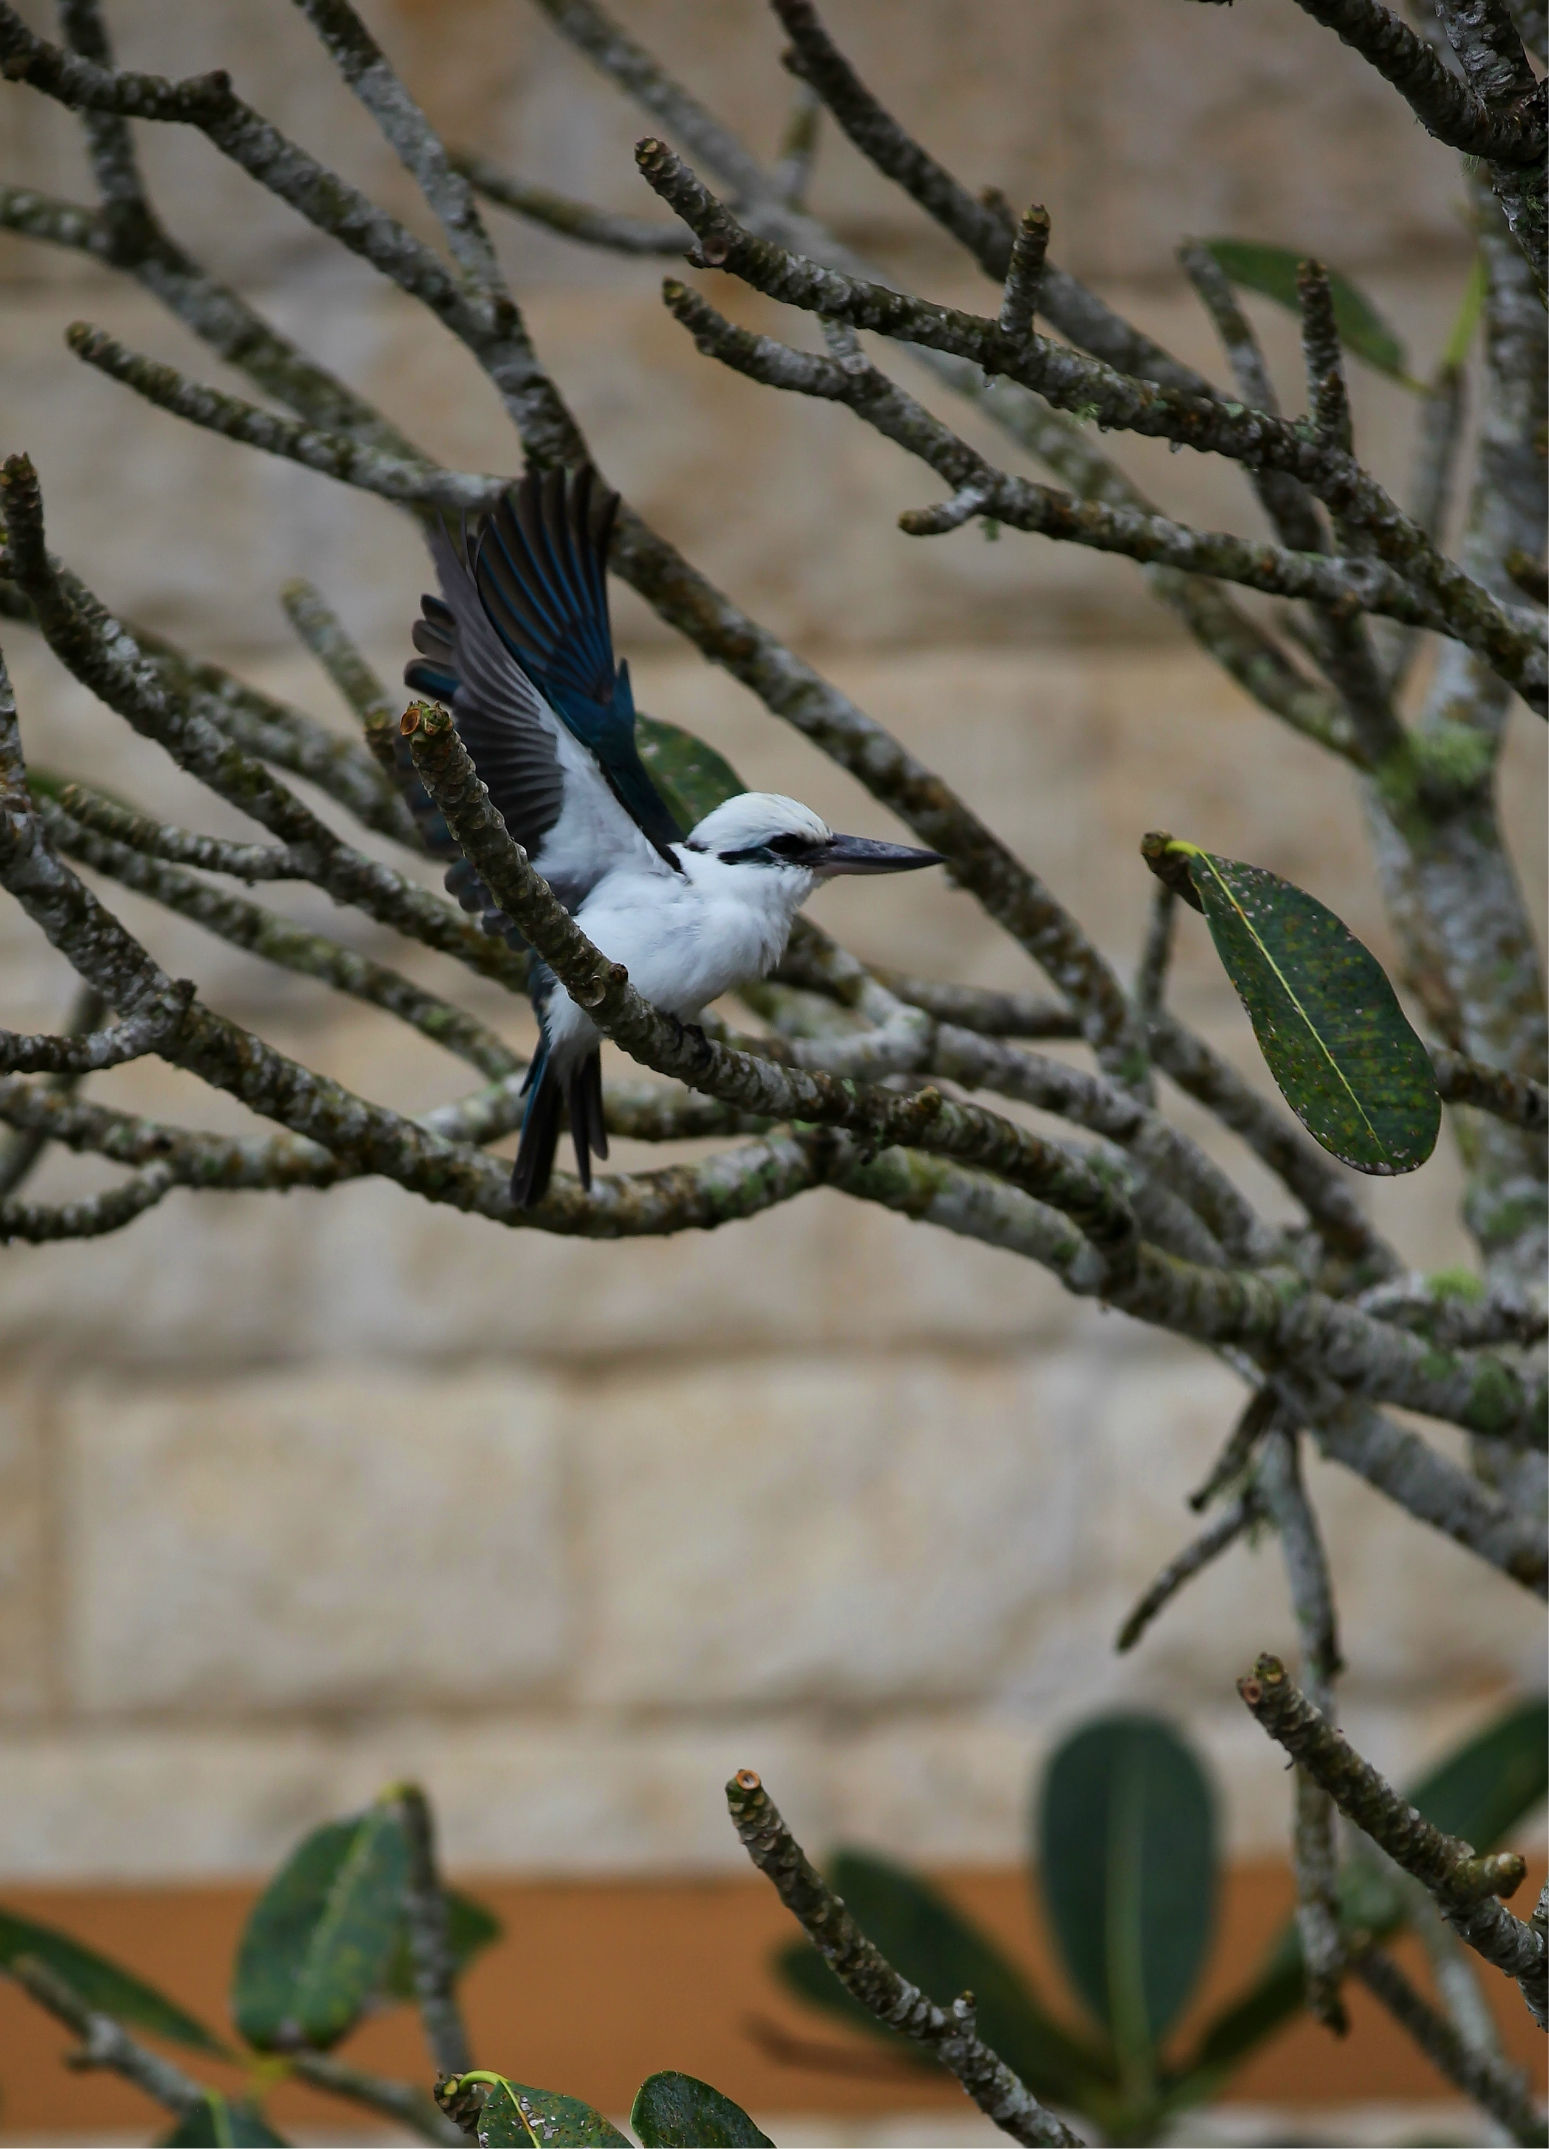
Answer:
top-left (1, 1862), bottom-right (1544, 2137)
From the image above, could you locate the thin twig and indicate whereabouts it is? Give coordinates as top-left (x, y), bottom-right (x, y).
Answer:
top-left (68, 322), bottom-right (502, 511)
top-left (1256, 1426), bottom-right (1349, 2034)
top-left (453, 148), bottom-right (689, 253)
top-left (1433, 1047), bottom-right (1549, 1132)
top-left (637, 140), bottom-right (1546, 712)
top-left (724, 1770), bottom-right (1084, 2146)
top-left (1238, 1655), bottom-right (1548, 2025)
top-left (1351, 1945), bottom-right (1545, 2144)
top-left (392, 1784), bottom-right (473, 2080)
top-left (4, 1955), bottom-right (207, 2118)
top-left (45, 804), bottom-right (521, 1082)
top-left (1114, 1489), bottom-right (1259, 1651)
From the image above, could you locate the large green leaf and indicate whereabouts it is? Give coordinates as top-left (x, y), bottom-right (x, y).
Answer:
top-left (437, 2073), bottom-right (630, 2146)
top-left (1174, 1694), bottom-right (1548, 2100)
top-left (1037, 1714), bottom-right (1217, 2060)
top-left (776, 1850), bottom-right (1111, 2101)
top-left (231, 1805), bottom-right (409, 2051)
top-left (0, 1908), bottom-right (229, 2055)
top-left (631, 2070), bottom-right (773, 2146)
top-left (1200, 238), bottom-right (1413, 383)
top-left (1147, 835), bottom-right (1440, 1175)
top-left (159, 2096), bottom-right (289, 2146)
top-left (381, 1887), bottom-right (502, 2003)
top-left (635, 714), bottom-right (743, 833)
top-left (1408, 1695), bottom-right (1547, 1849)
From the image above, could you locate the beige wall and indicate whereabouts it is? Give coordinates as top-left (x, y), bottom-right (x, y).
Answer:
top-left (0, 0), bottom-right (1542, 1885)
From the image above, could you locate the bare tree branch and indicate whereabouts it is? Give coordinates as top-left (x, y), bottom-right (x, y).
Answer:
top-left (1283, 0), bottom-right (1545, 163)
top-left (1432, 1046), bottom-right (1549, 1131)
top-left (1351, 1944), bottom-right (1546, 2145)
top-left (2, 1955), bottom-right (206, 2118)
top-left (636, 138), bottom-right (1547, 713)
top-left (454, 147), bottom-right (690, 253)
top-left (1257, 1425), bottom-right (1349, 2033)
top-left (1115, 1489), bottom-right (1260, 1651)
top-left (391, 1783), bottom-right (473, 2080)
top-left (725, 1768), bottom-right (1084, 2146)
top-left (66, 323), bottom-right (503, 512)
top-left (1238, 1654), bottom-right (1548, 2026)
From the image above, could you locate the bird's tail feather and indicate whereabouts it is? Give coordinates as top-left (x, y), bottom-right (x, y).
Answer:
top-left (511, 1040), bottom-right (560, 1209)
top-left (510, 1044), bottom-right (607, 1208)
top-left (567, 1051), bottom-right (609, 1190)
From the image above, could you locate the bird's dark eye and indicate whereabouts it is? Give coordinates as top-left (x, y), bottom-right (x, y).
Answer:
top-left (765, 833), bottom-right (808, 859)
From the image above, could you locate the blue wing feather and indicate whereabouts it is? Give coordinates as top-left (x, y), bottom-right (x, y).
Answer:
top-left (475, 468), bottom-right (684, 858)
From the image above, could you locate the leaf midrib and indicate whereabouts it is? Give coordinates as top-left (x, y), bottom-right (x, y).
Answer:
top-left (291, 1812), bottom-right (390, 2035)
top-left (1192, 851), bottom-right (1393, 1165)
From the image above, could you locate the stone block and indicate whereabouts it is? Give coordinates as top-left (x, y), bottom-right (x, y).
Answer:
top-left (575, 1348), bottom-right (1091, 1708)
top-left (61, 1368), bottom-right (571, 1713)
top-left (0, 1381), bottom-right (52, 1718)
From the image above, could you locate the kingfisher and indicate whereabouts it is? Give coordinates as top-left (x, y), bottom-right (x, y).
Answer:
top-left (405, 465), bottom-right (941, 1208)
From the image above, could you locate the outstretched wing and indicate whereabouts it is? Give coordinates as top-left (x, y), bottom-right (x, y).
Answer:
top-left (404, 519), bottom-right (662, 917)
top-left (475, 466), bottom-right (685, 861)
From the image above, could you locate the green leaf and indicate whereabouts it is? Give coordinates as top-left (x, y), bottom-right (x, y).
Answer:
top-left (440, 2073), bottom-right (630, 2147)
top-left (0, 1908), bottom-right (230, 2055)
top-left (1408, 1695), bottom-right (1547, 1848)
top-left (635, 715), bottom-right (744, 833)
top-left (631, 2070), bottom-right (773, 2146)
top-left (1441, 252), bottom-right (1486, 372)
top-left (381, 1887), bottom-right (502, 2003)
top-left (159, 2096), bottom-right (289, 2146)
top-left (1152, 836), bottom-right (1440, 1175)
top-left (231, 1805), bottom-right (409, 2052)
top-left (1038, 1714), bottom-right (1217, 2060)
top-left (775, 1851), bottom-right (1111, 2101)
top-left (1173, 1694), bottom-right (1548, 2102)
top-left (1200, 238), bottom-right (1413, 384)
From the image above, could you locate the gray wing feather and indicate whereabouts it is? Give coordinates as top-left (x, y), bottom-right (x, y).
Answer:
top-left (419, 525), bottom-right (665, 916)
top-left (425, 524), bottom-right (567, 859)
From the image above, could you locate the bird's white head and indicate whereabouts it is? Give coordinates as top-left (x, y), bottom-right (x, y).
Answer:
top-left (683, 792), bottom-right (943, 886)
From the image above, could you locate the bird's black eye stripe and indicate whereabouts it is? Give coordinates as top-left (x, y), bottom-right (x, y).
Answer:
top-left (717, 834), bottom-right (816, 867)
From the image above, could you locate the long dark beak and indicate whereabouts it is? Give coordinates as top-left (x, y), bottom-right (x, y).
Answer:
top-left (811, 832), bottom-right (945, 877)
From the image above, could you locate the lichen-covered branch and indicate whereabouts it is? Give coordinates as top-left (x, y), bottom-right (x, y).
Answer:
top-left (1238, 1654), bottom-right (1548, 2025)
top-left (2, 1955), bottom-right (206, 2119)
top-left (1284, 0), bottom-right (1546, 164)
top-left (289, 2050), bottom-right (463, 2146)
top-left (638, 138), bottom-right (1546, 713)
top-left (1432, 1046), bottom-right (1549, 1132)
top-left (1256, 1425), bottom-right (1348, 2033)
top-left (391, 1784), bottom-right (473, 2079)
top-left (0, 980), bottom-right (191, 1075)
top-left (407, 696), bottom-right (1544, 1444)
top-left (0, 1163), bottom-right (177, 1244)
top-left (662, 284), bottom-right (1463, 690)
top-left (67, 323), bottom-right (502, 513)
top-left (725, 1769), bottom-right (1084, 2146)
top-left (3, 462), bottom-right (528, 991)
top-left (1313, 1400), bottom-right (1546, 1594)
top-left (43, 802), bottom-right (521, 1082)
top-left (1351, 1945), bottom-right (1546, 2145)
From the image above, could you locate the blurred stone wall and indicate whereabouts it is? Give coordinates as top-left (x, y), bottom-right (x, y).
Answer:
top-left (0, 0), bottom-right (1542, 1882)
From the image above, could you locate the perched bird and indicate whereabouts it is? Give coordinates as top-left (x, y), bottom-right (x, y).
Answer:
top-left (405, 465), bottom-right (941, 1208)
